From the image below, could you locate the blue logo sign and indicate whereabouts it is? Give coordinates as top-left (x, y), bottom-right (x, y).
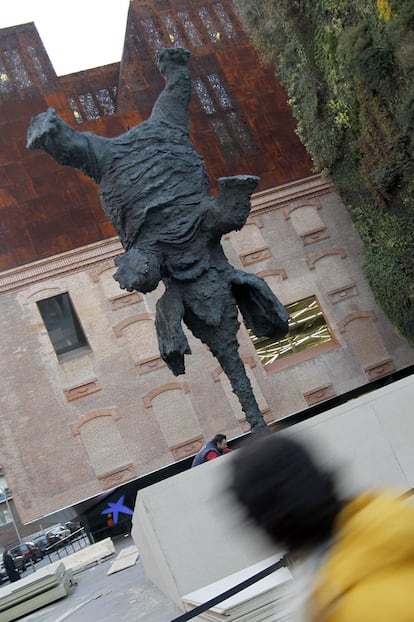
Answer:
top-left (101, 494), bottom-right (134, 524)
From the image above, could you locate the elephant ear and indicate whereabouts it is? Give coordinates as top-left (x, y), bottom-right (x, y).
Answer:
top-left (231, 270), bottom-right (289, 340)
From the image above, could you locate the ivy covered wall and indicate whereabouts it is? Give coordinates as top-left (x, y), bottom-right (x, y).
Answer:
top-left (234, 0), bottom-right (414, 344)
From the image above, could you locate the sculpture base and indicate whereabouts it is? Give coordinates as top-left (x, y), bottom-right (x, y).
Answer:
top-left (131, 454), bottom-right (283, 608)
top-left (132, 374), bottom-right (414, 613)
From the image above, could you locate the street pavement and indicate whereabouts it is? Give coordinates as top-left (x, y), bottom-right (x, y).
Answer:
top-left (2, 535), bottom-right (183, 622)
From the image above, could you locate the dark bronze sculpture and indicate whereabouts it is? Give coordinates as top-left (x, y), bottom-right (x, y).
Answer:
top-left (27, 48), bottom-right (289, 432)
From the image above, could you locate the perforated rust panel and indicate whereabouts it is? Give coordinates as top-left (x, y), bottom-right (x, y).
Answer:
top-left (120, 0), bottom-right (312, 187)
top-left (0, 2), bottom-right (312, 270)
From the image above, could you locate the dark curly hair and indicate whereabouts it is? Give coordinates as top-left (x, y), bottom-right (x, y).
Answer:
top-left (230, 433), bottom-right (342, 553)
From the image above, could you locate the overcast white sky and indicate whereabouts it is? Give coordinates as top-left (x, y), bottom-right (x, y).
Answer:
top-left (0, 0), bottom-right (131, 76)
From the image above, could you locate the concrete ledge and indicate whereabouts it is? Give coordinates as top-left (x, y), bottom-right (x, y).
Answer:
top-left (132, 454), bottom-right (281, 606)
top-left (60, 537), bottom-right (115, 573)
top-left (107, 545), bottom-right (139, 575)
top-left (0, 561), bottom-right (75, 622)
top-left (182, 556), bottom-right (292, 620)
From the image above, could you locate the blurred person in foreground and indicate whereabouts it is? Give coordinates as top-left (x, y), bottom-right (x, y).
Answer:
top-left (230, 433), bottom-right (414, 621)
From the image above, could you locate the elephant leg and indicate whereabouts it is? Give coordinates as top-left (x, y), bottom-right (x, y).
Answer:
top-left (151, 48), bottom-right (192, 132)
top-left (155, 286), bottom-right (191, 376)
top-left (184, 308), bottom-right (268, 434)
top-left (215, 345), bottom-right (268, 434)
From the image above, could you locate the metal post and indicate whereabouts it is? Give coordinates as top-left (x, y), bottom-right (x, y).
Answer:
top-left (0, 488), bottom-right (22, 544)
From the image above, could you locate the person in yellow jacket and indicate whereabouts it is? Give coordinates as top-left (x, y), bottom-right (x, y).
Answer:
top-left (230, 433), bottom-right (414, 621)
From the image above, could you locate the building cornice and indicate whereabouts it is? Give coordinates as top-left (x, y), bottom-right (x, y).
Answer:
top-left (0, 174), bottom-right (335, 294)
top-left (0, 238), bottom-right (123, 294)
top-left (251, 173), bottom-right (335, 215)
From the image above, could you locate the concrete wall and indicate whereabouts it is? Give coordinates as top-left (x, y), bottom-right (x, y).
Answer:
top-left (132, 453), bottom-right (279, 606)
top-left (288, 373), bottom-right (414, 495)
top-left (132, 373), bottom-right (414, 606)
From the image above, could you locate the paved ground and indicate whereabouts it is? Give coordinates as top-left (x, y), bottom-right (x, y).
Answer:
top-left (2, 535), bottom-right (183, 622)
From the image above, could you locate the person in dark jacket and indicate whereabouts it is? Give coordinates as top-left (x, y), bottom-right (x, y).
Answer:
top-left (191, 434), bottom-right (231, 467)
top-left (3, 549), bottom-right (20, 583)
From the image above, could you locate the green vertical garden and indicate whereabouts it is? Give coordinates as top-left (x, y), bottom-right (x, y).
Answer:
top-left (235, 0), bottom-right (414, 344)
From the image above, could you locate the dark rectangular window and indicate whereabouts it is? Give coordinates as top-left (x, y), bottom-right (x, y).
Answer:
top-left (37, 293), bottom-right (88, 356)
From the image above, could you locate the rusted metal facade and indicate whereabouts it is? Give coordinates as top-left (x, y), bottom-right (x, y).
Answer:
top-left (0, 0), bottom-right (312, 271)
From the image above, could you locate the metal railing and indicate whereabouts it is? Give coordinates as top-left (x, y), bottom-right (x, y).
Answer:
top-left (44, 528), bottom-right (90, 563)
top-left (170, 555), bottom-right (289, 622)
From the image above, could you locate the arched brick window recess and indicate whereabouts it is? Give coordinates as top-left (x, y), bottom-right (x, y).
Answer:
top-left (90, 262), bottom-right (142, 310)
top-left (338, 311), bottom-right (377, 334)
top-left (143, 382), bottom-right (202, 458)
top-left (256, 268), bottom-right (287, 281)
top-left (231, 221), bottom-right (271, 266)
top-left (338, 311), bottom-right (394, 379)
top-left (70, 408), bottom-right (121, 435)
top-left (284, 201), bottom-right (329, 246)
top-left (113, 313), bottom-right (163, 372)
top-left (70, 408), bottom-right (136, 489)
top-left (306, 248), bottom-right (356, 303)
